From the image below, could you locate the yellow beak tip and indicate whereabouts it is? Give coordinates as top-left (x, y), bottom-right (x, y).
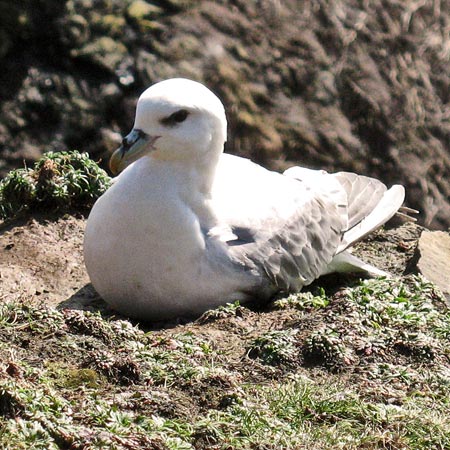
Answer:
top-left (109, 149), bottom-right (123, 175)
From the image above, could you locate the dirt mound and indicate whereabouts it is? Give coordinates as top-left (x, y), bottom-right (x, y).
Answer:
top-left (0, 214), bottom-right (90, 307)
top-left (0, 1), bottom-right (449, 228)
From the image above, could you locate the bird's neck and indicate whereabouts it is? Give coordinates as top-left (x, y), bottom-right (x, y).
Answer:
top-left (149, 132), bottom-right (225, 197)
top-left (144, 142), bottom-right (223, 227)
top-left (196, 151), bottom-right (222, 196)
top-left (198, 130), bottom-right (226, 195)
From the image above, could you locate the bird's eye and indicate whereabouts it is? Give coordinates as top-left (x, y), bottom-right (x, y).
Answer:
top-left (161, 109), bottom-right (189, 126)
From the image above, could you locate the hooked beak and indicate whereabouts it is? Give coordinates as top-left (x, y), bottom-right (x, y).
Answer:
top-left (109, 129), bottom-right (159, 175)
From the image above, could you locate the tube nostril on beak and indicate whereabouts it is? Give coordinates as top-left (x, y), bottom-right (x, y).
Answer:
top-left (121, 129), bottom-right (146, 151)
top-left (109, 129), bottom-right (154, 175)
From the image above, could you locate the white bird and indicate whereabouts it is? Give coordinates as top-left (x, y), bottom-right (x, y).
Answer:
top-left (84, 78), bottom-right (406, 320)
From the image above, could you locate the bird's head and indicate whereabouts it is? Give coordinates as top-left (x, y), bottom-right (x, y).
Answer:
top-left (109, 78), bottom-right (227, 174)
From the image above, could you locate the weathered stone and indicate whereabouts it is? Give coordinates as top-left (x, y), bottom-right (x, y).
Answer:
top-left (71, 37), bottom-right (128, 74)
top-left (92, 13), bottom-right (127, 38)
top-left (100, 128), bottom-right (122, 154)
top-left (0, 1), bottom-right (449, 230)
top-left (127, 1), bottom-right (163, 20)
top-left (57, 14), bottom-right (90, 48)
top-left (417, 231), bottom-right (450, 301)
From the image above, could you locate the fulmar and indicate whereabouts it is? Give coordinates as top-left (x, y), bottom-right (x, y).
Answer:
top-left (84, 78), bottom-right (406, 320)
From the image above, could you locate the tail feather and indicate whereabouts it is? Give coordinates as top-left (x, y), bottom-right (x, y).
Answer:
top-left (323, 251), bottom-right (390, 277)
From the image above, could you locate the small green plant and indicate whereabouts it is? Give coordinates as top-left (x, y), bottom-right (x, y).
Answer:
top-left (303, 326), bottom-right (354, 370)
top-left (274, 289), bottom-right (329, 310)
top-left (248, 329), bottom-right (299, 366)
top-left (197, 301), bottom-right (244, 323)
top-left (347, 275), bottom-right (448, 335)
top-left (0, 151), bottom-right (111, 220)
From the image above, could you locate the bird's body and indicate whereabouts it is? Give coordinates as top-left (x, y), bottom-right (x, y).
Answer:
top-left (85, 153), bottom-right (258, 318)
top-left (84, 78), bottom-right (405, 320)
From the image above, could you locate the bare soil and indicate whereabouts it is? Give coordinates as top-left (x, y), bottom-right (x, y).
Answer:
top-left (0, 214), bottom-right (91, 308)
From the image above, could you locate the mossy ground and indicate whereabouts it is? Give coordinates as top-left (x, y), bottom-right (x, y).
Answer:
top-left (0, 274), bottom-right (449, 449)
top-left (1, 155), bottom-right (449, 449)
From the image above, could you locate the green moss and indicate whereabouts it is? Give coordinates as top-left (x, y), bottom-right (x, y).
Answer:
top-left (46, 365), bottom-right (102, 390)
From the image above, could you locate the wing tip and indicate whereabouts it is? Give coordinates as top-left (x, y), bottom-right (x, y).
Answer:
top-left (338, 183), bottom-right (407, 252)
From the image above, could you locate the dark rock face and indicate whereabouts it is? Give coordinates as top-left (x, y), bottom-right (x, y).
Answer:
top-left (0, 0), bottom-right (449, 228)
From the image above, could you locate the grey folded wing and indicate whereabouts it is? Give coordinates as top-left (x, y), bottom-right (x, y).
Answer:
top-left (225, 195), bottom-right (345, 292)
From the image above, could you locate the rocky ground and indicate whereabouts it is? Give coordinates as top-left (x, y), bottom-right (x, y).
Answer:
top-left (0, 0), bottom-right (449, 228)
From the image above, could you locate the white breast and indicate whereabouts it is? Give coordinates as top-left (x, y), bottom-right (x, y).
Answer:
top-left (84, 157), bottom-right (254, 319)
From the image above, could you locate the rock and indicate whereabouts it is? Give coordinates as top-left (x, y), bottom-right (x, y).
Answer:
top-left (353, 222), bottom-right (423, 277)
top-left (127, 1), bottom-right (163, 20)
top-left (99, 128), bottom-right (122, 155)
top-left (417, 230), bottom-right (450, 301)
top-left (71, 37), bottom-right (129, 75)
top-left (57, 14), bottom-right (90, 48)
top-left (91, 13), bottom-right (127, 38)
top-left (0, 1), bottom-right (449, 229)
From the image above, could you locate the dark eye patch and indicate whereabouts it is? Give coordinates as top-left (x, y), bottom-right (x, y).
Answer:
top-left (160, 109), bottom-right (189, 126)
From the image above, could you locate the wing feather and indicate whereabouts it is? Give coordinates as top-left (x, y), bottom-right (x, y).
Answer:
top-left (211, 156), bottom-right (346, 292)
top-left (209, 154), bottom-right (405, 295)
